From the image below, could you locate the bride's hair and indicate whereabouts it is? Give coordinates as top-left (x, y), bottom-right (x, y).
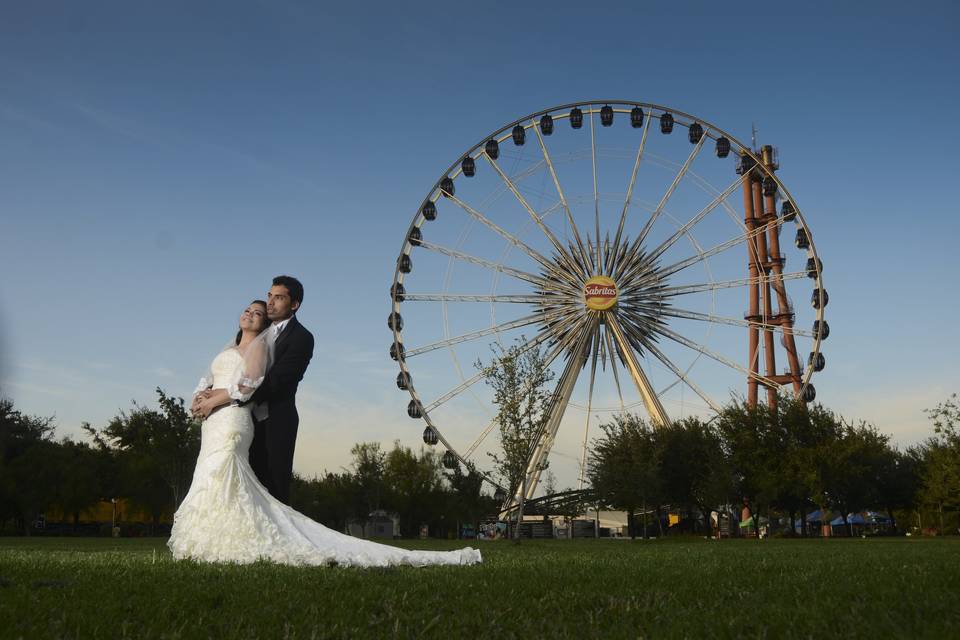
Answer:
top-left (235, 300), bottom-right (269, 345)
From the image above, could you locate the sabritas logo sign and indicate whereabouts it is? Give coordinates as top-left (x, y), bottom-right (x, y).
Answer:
top-left (583, 276), bottom-right (618, 311)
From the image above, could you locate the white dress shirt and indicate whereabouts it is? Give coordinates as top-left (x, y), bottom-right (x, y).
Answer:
top-left (247, 316), bottom-right (293, 420)
top-left (273, 316), bottom-right (293, 340)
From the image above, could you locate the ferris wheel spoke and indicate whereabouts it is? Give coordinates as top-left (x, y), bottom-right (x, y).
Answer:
top-left (513, 317), bottom-right (598, 503)
top-left (404, 293), bottom-right (559, 304)
top-left (656, 325), bottom-right (784, 391)
top-left (644, 342), bottom-right (723, 414)
top-left (425, 420), bottom-right (505, 492)
top-left (463, 417), bottom-right (498, 459)
top-left (531, 119), bottom-right (593, 273)
top-left (619, 220), bottom-right (713, 294)
top-left (676, 163), bottom-right (769, 280)
top-left (423, 372), bottom-right (485, 414)
top-left (460, 323), bottom-right (580, 466)
top-left (602, 326), bottom-right (627, 414)
top-left (423, 331), bottom-right (554, 413)
top-left (423, 371), bottom-right (485, 414)
top-left (418, 240), bottom-right (572, 293)
top-left (633, 135), bottom-right (707, 253)
top-left (658, 306), bottom-right (814, 338)
top-left (476, 157), bottom-right (549, 207)
top-left (657, 271), bottom-right (807, 297)
top-left (657, 221), bottom-right (775, 280)
top-left (646, 173), bottom-right (749, 263)
top-left (405, 310), bottom-right (560, 358)
top-left (605, 313), bottom-right (672, 428)
top-left (577, 331), bottom-right (601, 490)
top-left (443, 192), bottom-right (579, 287)
top-left (590, 105), bottom-right (601, 271)
top-left (610, 112), bottom-right (653, 276)
top-left (617, 201), bottom-right (715, 293)
top-left (540, 314), bottom-right (590, 369)
top-left (482, 150), bottom-right (588, 280)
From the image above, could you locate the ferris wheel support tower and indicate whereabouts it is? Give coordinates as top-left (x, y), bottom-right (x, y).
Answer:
top-left (742, 145), bottom-right (805, 410)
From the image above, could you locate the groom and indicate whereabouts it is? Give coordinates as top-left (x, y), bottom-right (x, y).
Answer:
top-left (248, 275), bottom-right (315, 505)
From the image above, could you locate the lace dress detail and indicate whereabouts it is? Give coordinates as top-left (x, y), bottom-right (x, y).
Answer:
top-left (168, 348), bottom-right (481, 567)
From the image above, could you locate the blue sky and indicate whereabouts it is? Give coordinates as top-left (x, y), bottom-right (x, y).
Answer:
top-left (1, 1), bottom-right (958, 485)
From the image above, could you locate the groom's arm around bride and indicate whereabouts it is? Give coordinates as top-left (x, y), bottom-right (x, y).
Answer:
top-left (249, 275), bottom-right (315, 505)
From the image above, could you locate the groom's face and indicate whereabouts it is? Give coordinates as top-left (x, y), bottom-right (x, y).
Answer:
top-left (267, 284), bottom-right (299, 322)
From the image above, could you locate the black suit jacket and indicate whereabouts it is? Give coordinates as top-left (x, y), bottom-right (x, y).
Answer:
top-left (252, 315), bottom-right (314, 419)
top-left (248, 316), bottom-right (313, 503)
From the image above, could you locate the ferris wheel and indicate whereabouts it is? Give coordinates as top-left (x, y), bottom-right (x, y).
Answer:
top-left (389, 101), bottom-right (828, 506)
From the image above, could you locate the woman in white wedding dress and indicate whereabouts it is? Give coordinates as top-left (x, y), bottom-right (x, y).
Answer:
top-left (168, 301), bottom-right (481, 567)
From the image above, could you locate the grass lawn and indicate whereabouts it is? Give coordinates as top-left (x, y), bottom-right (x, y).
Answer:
top-left (0, 536), bottom-right (958, 639)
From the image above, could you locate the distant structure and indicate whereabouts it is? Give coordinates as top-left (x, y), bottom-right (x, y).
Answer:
top-left (737, 143), bottom-right (825, 410)
top-left (389, 101), bottom-right (828, 512)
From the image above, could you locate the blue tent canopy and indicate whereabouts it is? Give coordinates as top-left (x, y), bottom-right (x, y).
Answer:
top-left (806, 509), bottom-right (833, 522)
top-left (830, 512), bottom-right (891, 526)
top-left (831, 513), bottom-right (866, 526)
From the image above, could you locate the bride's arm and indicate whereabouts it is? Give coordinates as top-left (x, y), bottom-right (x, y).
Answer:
top-left (227, 338), bottom-right (270, 405)
top-left (196, 389), bottom-right (231, 418)
top-left (191, 374), bottom-right (214, 413)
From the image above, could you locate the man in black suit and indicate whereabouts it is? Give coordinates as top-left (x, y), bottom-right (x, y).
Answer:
top-left (249, 275), bottom-right (314, 504)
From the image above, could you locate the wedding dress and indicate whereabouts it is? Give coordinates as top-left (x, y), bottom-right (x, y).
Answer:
top-left (168, 347), bottom-right (481, 567)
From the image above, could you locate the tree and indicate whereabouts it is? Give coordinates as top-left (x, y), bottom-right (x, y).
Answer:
top-left (588, 413), bottom-right (661, 539)
top-left (773, 399), bottom-right (818, 535)
top-left (874, 445), bottom-right (923, 532)
top-left (655, 417), bottom-right (731, 534)
top-left (446, 460), bottom-right (491, 536)
top-left (350, 441), bottom-right (386, 514)
top-left (819, 420), bottom-right (890, 536)
top-left (715, 399), bottom-right (782, 529)
top-left (53, 438), bottom-right (109, 531)
top-left (84, 388), bottom-right (200, 530)
top-left (926, 393), bottom-right (960, 444)
top-left (289, 473), bottom-right (324, 522)
top-left (542, 470), bottom-right (558, 497)
top-left (920, 394), bottom-right (960, 533)
top-left (477, 339), bottom-right (555, 499)
top-left (0, 398), bottom-right (59, 534)
top-left (383, 441), bottom-right (443, 536)
top-left (292, 471), bottom-right (363, 531)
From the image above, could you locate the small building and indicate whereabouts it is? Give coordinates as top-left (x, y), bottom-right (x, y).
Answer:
top-left (364, 510), bottom-right (400, 539)
top-left (344, 510), bottom-right (400, 539)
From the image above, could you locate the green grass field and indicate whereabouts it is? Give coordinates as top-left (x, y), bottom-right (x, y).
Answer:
top-left (1, 536), bottom-right (958, 639)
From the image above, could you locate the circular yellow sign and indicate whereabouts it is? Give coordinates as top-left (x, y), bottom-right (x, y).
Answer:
top-left (584, 276), bottom-right (618, 311)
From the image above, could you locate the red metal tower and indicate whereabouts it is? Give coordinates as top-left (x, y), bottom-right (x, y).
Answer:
top-left (742, 145), bottom-right (802, 410)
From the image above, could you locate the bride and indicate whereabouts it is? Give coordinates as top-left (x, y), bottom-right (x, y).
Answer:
top-left (168, 300), bottom-right (482, 567)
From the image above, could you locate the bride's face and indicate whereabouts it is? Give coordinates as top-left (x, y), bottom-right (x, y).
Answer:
top-left (239, 304), bottom-right (268, 332)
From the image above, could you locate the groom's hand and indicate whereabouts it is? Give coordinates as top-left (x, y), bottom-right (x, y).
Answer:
top-left (191, 390), bottom-right (213, 417)
top-left (196, 395), bottom-right (222, 419)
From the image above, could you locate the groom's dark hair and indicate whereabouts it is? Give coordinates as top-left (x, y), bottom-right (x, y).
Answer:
top-left (273, 275), bottom-right (304, 305)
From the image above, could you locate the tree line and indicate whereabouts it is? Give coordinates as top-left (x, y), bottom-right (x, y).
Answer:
top-left (0, 390), bottom-right (199, 535)
top-left (0, 390), bottom-right (493, 537)
top-left (1, 386), bottom-right (957, 538)
top-left (287, 442), bottom-right (494, 538)
top-left (588, 398), bottom-right (958, 537)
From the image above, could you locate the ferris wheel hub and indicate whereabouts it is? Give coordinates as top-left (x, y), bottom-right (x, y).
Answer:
top-left (583, 275), bottom-right (618, 311)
